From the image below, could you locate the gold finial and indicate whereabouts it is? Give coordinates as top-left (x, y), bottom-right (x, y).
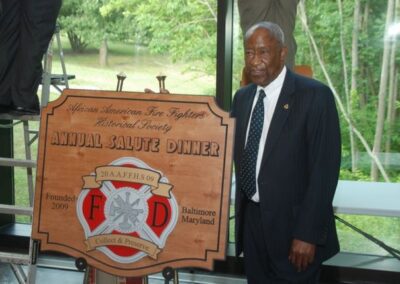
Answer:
top-left (156, 73), bottom-right (167, 93)
top-left (116, 72), bottom-right (127, 92)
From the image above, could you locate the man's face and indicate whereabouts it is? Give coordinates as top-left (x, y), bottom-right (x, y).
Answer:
top-left (244, 28), bottom-right (287, 87)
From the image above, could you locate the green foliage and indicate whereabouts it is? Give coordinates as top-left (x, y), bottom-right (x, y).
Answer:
top-left (132, 0), bottom-right (217, 74)
top-left (339, 168), bottom-right (370, 181)
top-left (59, 0), bottom-right (218, 73)
top-left (59, 0), bottom-right (100, 51)
top-left (295, 0), bottom-right (400, 181)
top-left (59, 0), bottom-right (137, 52)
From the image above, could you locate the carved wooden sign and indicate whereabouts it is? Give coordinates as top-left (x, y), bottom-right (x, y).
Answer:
top-left (32, 89), bottom-right (234, 277)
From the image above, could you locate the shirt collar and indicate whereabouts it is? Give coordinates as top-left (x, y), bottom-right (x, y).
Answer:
top-left (256, 66), bottom-right (287, 96)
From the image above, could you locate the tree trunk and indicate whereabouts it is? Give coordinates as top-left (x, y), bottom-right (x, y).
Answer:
top-left (338, 0), bottom-right (359, 172)
top-left (349, 0), bottom-right (361, 171)
top-left (384, 0), bottom-right (400, 164)
top-left (371, 0), bottom-right (395, 180)
top-left (385, 68), bottom-right (398, 165)
top-left (67, 31), bottom-right (87, 53)
top-left (359, 1), bottom-right (369, 106)
top-left (99, 37), bottom-right (109, 67)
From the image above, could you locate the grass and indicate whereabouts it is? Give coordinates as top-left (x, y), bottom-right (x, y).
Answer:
top-left (336, 214), bottom-right (400, 255)
top-left (10, 38), bottom-right (400, 258)
top-left (50, 39), bottom-right (216, 96)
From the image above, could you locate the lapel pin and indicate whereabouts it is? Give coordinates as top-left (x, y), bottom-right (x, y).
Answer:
top-left (284, 104), bottom-right (289, 110)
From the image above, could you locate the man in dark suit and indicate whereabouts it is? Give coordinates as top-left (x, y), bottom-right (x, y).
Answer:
top-left (231, 22), bottom-right (341, 283)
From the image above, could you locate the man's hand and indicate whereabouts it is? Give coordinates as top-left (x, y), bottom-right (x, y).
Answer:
top-left (144, 88), bottom-right (170, 94)
top-left (288, 239), bottom-right (316, 272)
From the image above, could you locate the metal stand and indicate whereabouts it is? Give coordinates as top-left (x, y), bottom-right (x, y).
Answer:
top-left (82, 264), bottom-right (149, 284)
top-left (41, 24), bottom-right (75, 106)
top-left (0, 114), bottom-right (40, 284)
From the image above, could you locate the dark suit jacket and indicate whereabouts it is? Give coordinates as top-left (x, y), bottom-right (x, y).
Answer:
top-left (231, 69), bottom-right (341, 279)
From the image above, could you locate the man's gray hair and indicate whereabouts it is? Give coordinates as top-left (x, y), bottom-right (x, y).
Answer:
top-left (245, 21), bottom-right (285, 45)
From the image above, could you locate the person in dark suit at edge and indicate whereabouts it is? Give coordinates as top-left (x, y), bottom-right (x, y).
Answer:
top-left (0, 0), bottom-right (62, 115)
top-left (231, 21), bottom-right (341, 283)
top-left (238, 0), bottom-right (299, 70)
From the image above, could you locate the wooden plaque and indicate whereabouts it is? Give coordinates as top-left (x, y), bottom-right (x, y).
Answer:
top-left (32, 89), bottom-right (234, 277)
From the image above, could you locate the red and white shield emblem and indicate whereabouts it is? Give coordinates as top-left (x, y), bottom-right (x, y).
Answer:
top-left (77, 157), bottom-right (178, 263)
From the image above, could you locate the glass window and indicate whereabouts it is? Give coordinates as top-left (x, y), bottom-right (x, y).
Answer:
top-left (14, 0), bottom-right (218, 223)
top-left (231, 0), bottom-right (400, 257)
top-left (52, 0), bottom-right (217, 96)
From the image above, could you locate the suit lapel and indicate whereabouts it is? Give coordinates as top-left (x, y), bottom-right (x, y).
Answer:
top-left (260, 70), bottom-right (296, 167)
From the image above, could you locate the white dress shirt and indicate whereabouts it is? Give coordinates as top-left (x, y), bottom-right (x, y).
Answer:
top-left (245, 66), bottom-right (287, 202)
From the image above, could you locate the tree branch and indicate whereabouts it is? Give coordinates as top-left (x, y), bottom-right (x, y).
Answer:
top-left (194, 0), bottom-right (217, 22)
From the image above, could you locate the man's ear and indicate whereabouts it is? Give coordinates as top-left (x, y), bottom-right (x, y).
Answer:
top-left (280, 46), bottom-right (288, 63)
